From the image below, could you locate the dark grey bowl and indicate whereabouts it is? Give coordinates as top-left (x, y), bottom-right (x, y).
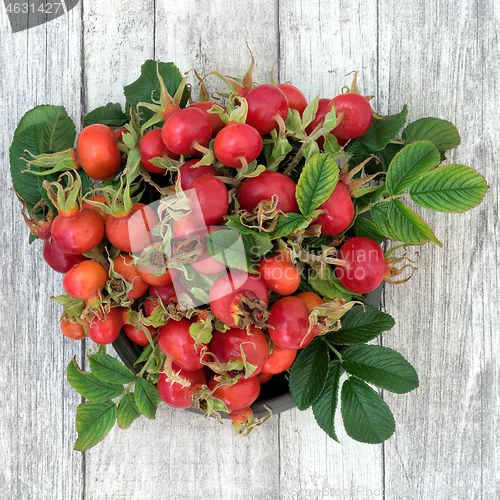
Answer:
top-left (112, 284), bottom-right (382, 418)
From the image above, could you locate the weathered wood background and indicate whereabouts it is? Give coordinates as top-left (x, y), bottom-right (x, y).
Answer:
top-left (0, 1), bottom-right (498, 499)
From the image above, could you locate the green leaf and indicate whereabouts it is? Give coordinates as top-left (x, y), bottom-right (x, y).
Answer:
top-left (269, 136), bottom-right (293, 169)
top-left (224, 218), bottom-right (274, 256)
top-left (67, 358), bottom-right (124, 402)
top-left (10, 124), bottom-right (45, 209)
top-left (342, 345), bottom-right (419, 394)
top-left (269, 212), bottom-right (308, 239)
top-left (402, 117), bottom-right (461, 160)
top-left (357, 183), bottom-right (387, 206)
top-left (387, 199), bottom-right (442, 246)
top-left (134, 377), bottom-right (161, 419)
top-left (225, 215), bottom-right (262, 236)
top-left (15, 105), bottom-right (75, 153)
top-left (117, 393), bottom-right (141, 430)
top-left (249, 232), bottom-right (273, 257)
top-left (297, 275), bottom-right (316, 294)
top-left (135, 344), bottom-right (153, 366)
top-left (309, 264), bottom-right (363, 302)
top-left (191, 287), bottom-right (210, 304)
top-left (289, 338), bottom-right (329, 410)
top-left (364, 143), bottom-right (404, 176)
top-left (295, 153), bottom-right (339, 215)
top-left (325, 304), bottom-right (395, 345)
top-left (409, 164), bottom-right (488, 213)
top-left (370, 203), bottom-right (399, 240)
top-left (302, 235), bottom-right (333, 248)
top-left (204, 229), bottom-right (252, 272)
top-left (346, 105), bottom-right (408, 164)
top-left (302, 95), bottom-right (320, 131)
top-left (74, 401), bottom-right (117, 451)
top-left (84, 103), bottom-right (128, 127)
top-left (341, 377), bottom-right (395, 444)
top-left (124, 60), bottom-right (188, 124)
top-left (352, 217), bottom-right (386, 244)
top-left (323, 132), bottom-right (341, 154)
top-left (79, 170), bottom-right (96, 199)
top-left (88, 353), bottom-right (137, 385)
top-left (179, 267), bottom-right (222, 295)
top-left (312, 360), bottom-right (342, 441)
top-left (190, 319), bottom-right (214, 345)
top-left (385, 141), bottom-right (441, 195)
top-left (11, 105), bottom-right (77, 211)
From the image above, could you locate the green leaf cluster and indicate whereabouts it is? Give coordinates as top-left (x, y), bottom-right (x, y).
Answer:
top-left (289, 305), bottom-right (418, 443)
top-left (83, 103), bottom-right (128, 127)
top-left (349, 111), bottom-right (488, 246)
top-left (67, 354), bottom-right (161, 451)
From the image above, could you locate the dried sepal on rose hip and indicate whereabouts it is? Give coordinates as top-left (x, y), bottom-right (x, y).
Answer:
top-left (85, 306), bottom-right (125, 345)
top-left (334, 237), bottom-right (419, 294)
top-left (63, 259), bottom-right (108, 321)
top-left (209, 270), bottom-right (270, 330)
top-left (204, 326), bottom-right (269, 379)
top-left (19, 197), bottom-right (88, 273)
top-left (42, 172), bottom-right (105, 255)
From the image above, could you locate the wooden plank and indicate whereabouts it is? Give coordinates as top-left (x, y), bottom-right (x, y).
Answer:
top-left (84, 406), bottom-right (279, 500)
top-left (277, 0), bottom-right (384, 496)
top-left (82, 2), bottom-right (281, 499)
top-left (278, 0), bottom-right (379, 99)
top-left (279, 383), bottom-right (384, 500)
top-left (0, 6), bottom-right (84, 500)
top-left (81, 0), bottom-right (156, 113)
top-left (154, 0), bottom-right (281, 96)
top-left (378, 1), bottom-right (499, 498)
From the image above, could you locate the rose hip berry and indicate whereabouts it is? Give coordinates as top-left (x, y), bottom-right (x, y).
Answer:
top-left (157, 318), bottom-right (207, 372)
top-left (179, 159), bottom-right (218, 191)
top-left (245, 84), bottom-right (289, 135)
top-left (76, 124), bottom-right (122, 181)
top-left (161, 107), bottom-right (212, 156)
top-left (157, 364), bottom-right (207, 409)
top-left (209, 270), bottom-right (269, 329)
top-left (256, 255), bottom-right (301, 296)
top-left (209, 326), bottom-right (269, 378)
top-left (140, 128), bottom-right (179, 174)
top-left (187, 175), bottom-right (229, 226)
top-left (51, 208), bottom-right (104, 255)
top-left (313, 181), bottom-right (354, 236)
top-left (336, 236), bottom-right (387, 294)
top-left (267, 296), bottom-right (314, 350)
top-left (237, 171), bottom-right (299, 214)
top-left (208, 375), bottom-right (260, 412)
top-left (330, 93), bottom-right (373, 140)
top-left (213, 122), bottom-right (263, 168)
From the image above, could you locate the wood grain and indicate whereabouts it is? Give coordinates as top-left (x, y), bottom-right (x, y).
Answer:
top-left (0, 5), bottom-right (85, 500)
top-left (379, 1), bottom-right (499, 499)
top-left (0, 0), bottom-right (498, 499)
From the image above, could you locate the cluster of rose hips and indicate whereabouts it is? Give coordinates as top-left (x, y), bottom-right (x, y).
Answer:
top-left (25, 63), bottom-right (393, 425)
